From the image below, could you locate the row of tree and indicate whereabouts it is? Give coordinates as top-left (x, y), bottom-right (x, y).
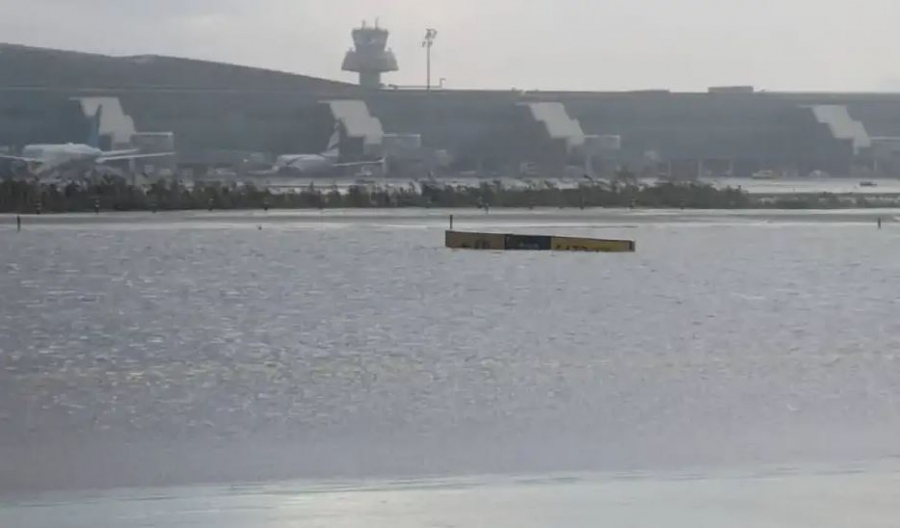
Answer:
top-left (0, 177), bottom-right (885, 213)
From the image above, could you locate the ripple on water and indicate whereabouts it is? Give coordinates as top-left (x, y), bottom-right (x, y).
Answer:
top-left (1, 216), bottom-right (900, 491)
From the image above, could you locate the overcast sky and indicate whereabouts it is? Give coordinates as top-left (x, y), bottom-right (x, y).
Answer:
top-left (1, 0), bottom-right (898, 91)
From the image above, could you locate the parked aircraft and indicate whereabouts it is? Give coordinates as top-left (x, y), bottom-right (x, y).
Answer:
top-left (270, 124), bottom-right (385, 176)
top-left (0, 106), bottom-right (174, 177)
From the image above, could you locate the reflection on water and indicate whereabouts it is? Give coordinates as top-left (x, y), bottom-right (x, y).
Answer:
top-left (2, 209), bottom-right (900, 524)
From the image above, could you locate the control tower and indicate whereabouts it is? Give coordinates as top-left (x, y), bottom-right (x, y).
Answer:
top-left (341, 20), bottom-right (399, 89)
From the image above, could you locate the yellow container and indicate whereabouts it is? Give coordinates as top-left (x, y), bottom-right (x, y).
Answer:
top-left (445, 230), bottom-right (636, 253)
top-left (550, 235), bottom-right (635, 253)
top-left (445, 230), bottom-right (506, 250)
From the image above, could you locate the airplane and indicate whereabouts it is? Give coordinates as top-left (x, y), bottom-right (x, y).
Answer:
top-left (269, 123), bottom-right (386, 176)
top-left (0, 106), bottom-right (174, 177)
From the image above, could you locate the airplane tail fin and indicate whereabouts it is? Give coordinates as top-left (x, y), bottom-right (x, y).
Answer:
top-left (87, 105), bottom-right (103, 148)
top-left (323, 121), bottom-right (341, 159)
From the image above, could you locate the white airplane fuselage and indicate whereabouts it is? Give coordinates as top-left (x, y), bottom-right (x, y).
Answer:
top-left (21, 143), bottom-right (106, 170)
top-left (273, 153), bottom-right (336, 175)
top-left (11, 143), bottom-right (103, 174)
top-left (267, 124), bottom-right (386, 177)
top-left (7, 143), bottom-right (170, 177)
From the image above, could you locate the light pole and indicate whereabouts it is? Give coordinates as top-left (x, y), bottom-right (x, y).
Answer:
top-left (422, 28), bottom-right (438, 91)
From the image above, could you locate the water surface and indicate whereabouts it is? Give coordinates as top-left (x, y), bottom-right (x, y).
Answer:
top-left (1, 209), bottom-right (899, 524)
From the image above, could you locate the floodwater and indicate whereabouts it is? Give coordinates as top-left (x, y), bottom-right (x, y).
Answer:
top-left (2, 208), bottom-right (900, 526)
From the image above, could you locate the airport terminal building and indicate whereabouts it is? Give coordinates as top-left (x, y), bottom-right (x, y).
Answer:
top-left (3, 26), bottom-right (900, 179)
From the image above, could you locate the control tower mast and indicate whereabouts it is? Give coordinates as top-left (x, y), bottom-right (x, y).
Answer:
top-left (341, 20), bottom-right (399, 89)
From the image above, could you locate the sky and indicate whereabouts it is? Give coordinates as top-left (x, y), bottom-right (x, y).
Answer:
top-left (1, 0), bottom-right (899, 92)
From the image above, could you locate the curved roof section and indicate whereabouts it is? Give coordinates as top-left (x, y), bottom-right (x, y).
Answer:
top-left (0, 43), bottom-right (360, 94)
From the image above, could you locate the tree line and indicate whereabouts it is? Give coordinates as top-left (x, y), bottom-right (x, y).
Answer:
top-left (0, 176), bottom-right (888, 213)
